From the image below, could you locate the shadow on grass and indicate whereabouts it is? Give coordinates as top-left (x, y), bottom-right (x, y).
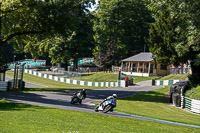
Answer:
top-left (81, 73), bottom-right (94, 76)
top-left (0, 100), bottom-right (45, 111)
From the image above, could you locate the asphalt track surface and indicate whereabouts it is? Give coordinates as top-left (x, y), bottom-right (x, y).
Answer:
top-left (0, 81), bottom-right (199, 128)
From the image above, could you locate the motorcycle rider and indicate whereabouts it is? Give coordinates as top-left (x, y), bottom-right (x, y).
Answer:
top-left (95, 94), bottom-right (117, 112)
top-left (73, 89), bottom-right (86, 104)
top-left (101, 94), bottom-right (117, 105)
top-left (80, 89), bottom-right (86, 100)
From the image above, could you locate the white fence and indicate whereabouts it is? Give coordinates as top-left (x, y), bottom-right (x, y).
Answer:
top-left (24, 69), bottom-right (127, 88)
top-left (181, 96), bottom-right (200, 114)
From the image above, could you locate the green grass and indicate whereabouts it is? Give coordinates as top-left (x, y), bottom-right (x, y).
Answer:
top-left (132, 76), bottom-right (158, 83)
top-left (116, 86), bottom-right (200, 126)
top-left (0, 100), bottom-right (199, 133)
top-left (80, 72), bottom-right (118, 82)
top-left (185, 86), bottom-right (200, 100)
top-left (6, 72), bottom-right (101, 91)
top-left (6, 71), bottom-right (158, 89)
top-left (77, 72), bottom-right (158, 83)
top-left (159, 74), bottom-right (188, 80)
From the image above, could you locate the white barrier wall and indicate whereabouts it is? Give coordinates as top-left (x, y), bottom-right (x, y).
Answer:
top-left (181, 96), bottom-right (200, 114)
top-left (24, 69), bottom-right (125, 87)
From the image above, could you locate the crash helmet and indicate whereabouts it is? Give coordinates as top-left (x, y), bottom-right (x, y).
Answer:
top-left (113, 94), bottom-right (117, 98)
top-left (82, 89), bottom-right (86, 92)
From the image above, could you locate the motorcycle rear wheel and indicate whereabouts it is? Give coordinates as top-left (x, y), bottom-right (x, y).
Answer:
top-left (102, 105), bottom-right (112, 113)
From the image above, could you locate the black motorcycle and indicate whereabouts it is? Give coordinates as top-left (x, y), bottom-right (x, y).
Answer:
top-left (70, 92), bottom-right (85, 104)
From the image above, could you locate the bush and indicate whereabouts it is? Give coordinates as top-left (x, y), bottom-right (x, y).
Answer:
top-left (185, 86), bottom-right (200, 100)
top-left (188, 74), bottom-right (200, 88)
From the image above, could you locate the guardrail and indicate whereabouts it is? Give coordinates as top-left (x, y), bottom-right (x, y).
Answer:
top-left (181, 96), bottom-right (200, 114)
top-left (24, 69), bottom-right (126, 87)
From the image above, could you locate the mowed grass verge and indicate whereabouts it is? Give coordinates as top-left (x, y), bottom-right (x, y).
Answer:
top-left (116, 86), bottom-right (200, 126)
top-left (0, 100), bottom-right (199, 133)
top-left (159, 74), bottom-right (188, 80)
top-left (186, 86), bottom-right (200, 100)
top-left (6, 72), bottom-right (101, 91)
top-left (71, 72), bottom-right (158, 83)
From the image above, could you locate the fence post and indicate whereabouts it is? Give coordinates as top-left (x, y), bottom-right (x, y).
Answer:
top-left (152, 79), bottom-right (155, 86)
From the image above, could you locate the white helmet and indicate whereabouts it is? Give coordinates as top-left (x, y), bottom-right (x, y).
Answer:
top-left (113, 94), bottom-right (117, 98)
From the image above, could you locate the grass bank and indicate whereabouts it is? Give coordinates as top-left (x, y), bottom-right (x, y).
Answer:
top-left (0, 100), bottom-right (198, 133)
top-left (76, 72), bottom-right (158, 83)
top-left (159, 74), bottom-right (188, 80)
top-left (116, 86), bottom-right (200, 126)
top-left (185, 86), bottom-right (200, 100)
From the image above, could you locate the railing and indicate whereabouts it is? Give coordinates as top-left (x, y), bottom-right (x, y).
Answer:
top-left (122, 67), bottom-right (150, 73)
top-left (58, 70), bottom-right (81, 79)
top-left (170, 68), bottom-right (191, 74)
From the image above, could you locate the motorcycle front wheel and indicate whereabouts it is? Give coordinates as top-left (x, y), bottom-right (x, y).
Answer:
top-left (70, 97), bottom-right (78, 104)
top-left (95, 105), bottom-right (99, 112)
top-left (102, 105), bottom-right (112, 113)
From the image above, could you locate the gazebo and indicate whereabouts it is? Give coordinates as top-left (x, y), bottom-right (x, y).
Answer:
top-left (121, 52), bottom-right (170, 77)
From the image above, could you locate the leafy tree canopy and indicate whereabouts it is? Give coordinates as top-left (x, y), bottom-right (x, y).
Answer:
top-left (0, 0), bottom-right (95, 67)
top-left (0, 0), bottom-right (83, 46)
top-left (93, 0), bottom-right (153, 68)
top-left (146, 0), bottom-right (200, 85)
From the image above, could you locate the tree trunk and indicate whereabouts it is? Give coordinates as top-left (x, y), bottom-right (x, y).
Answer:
top-left (73, 54), bottom-right (78, 72)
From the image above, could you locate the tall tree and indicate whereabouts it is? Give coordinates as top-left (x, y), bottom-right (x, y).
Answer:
top-left (0, 0), bottom-right (81, 46)
top-left (0, 0), bottom-right (95, 68)
top-left (93, 0), bottom-right (152, 68)
top-left (33, 0), bottom-right (96, 70)
top-left (146, 0), bottom-right (200, 86)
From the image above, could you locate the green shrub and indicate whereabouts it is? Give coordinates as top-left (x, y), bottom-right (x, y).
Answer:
top-left (185, 86), bottom-right (200, 100)
top-left (188, 74), bottom-right (200, 88)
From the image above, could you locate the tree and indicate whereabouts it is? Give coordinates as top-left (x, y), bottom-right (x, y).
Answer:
top-left (146, 0), bottom-right (200, 86)
top-left (32, 0), bottom-right (96, 70)
top-left (0, 0), bottom-right (83, 48)
top-left (0, 0), bottom-right (95, 68)
top-left (93, 0), bottom-right (153, 68)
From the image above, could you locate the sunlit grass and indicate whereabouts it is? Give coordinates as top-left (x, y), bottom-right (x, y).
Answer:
top-left (159, 74), bottom-right (188, 80)
top-left (0, 100), bottom-right (198, 133)
top-left (116, 86), bottom-right (200, 126)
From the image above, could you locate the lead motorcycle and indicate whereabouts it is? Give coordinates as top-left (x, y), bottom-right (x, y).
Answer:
top-left (95, 99), bottom-right (117, 113)
top-left (70, 92), bottom-right (84, 104)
